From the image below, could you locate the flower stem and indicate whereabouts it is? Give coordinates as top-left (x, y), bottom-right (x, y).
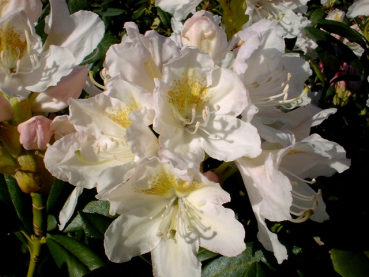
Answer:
top-left (26, 193), bottom-right (46, 277)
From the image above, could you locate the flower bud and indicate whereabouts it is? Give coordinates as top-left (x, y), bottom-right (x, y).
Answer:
top-left (0, 145), bottom-right (19, 175)
top-left (14, 152), bottom-right (54, 194)
top-left (0, 122), bottom-right (21, 157)
top-left (18, 116), bottom-right (54, 150)
top-left (0, 95), bottom-right (13, 122)
top-left (182, 11), bottom-right (228, 61)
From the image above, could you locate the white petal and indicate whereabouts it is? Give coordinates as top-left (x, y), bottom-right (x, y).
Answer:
top-left (197, 202), bottom-right (246, 257)
top-left (58, 187), bottom-right (84, 230)
top-left (151, 234), bottom-right (200, 277)
top-left (201, 116), bottom-right (261, 161)
top-left (45, 0), bottom-right (104, 64)
top-left (347, 0), bottom-right (369, 18)
top-left (104, 210), bottom-right (162, 262)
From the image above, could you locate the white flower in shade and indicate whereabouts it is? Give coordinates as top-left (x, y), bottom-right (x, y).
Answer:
top-left (236, 134), bottom-right (350, 263)
top-left (154, 47), bottom-right (261, 170)
top-left (0, 0), bottom-right (42, 23)
top-left (181, 11), bottom-right (229, 62)
top-left (104, 22), bottom-right (180, 93)
top-left (155, 0), bottom-right (202, 21)
top-left (234, 20), bottom-right (311, 108)
top-left (245, 0), bottom-right (308, 39)
top-left (43, 0), bottom-right (105, 65)
top-left (250, 104), bottom-right (337, 147)
top-left (0, 10), bottom-right (75, 99)
top-left (0, 0), bottom-right (104, 100)
top-left (347, 0), bottom-right (369, 18)
top-left (104, 159), bottom-right (246, 277)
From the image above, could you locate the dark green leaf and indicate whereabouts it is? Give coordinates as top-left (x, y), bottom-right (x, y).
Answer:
top-left (81, 33), bottom-right (120, 65)
top-left (309, 8), bottom-right (325, 27)
top-left (197, 247), bottom-right (219, 262)
top-left (0, 174), bottom-right (12, 206)
top-left (317, 19), bottom-right (368, 49)
top-left (201, 243), bottom-right (266, 277)
top-left (68, 0), bottom-right (89, 14)
top-left (156, 7), bottom-right (171, 29)
top-left (98, 8), bottom-right (126, 17)
top-left (64, 212), bottom-right (113, 239)
top-left (47, 234), bottom-right (105, 277)
top-left (47, 178), bottom-right (68, 213)
top-left (330, 249), bottom-right (369, 277)
top-left (305, 27), bottom-right (363, 69)
top-left (83, 200), bottom-right (113, 218)
top-left (132, 3), bottom-right (147, 20)
top-left (4, 175), bottom-right (32, 233)
top-left (47, 215), bottom-right (58, 232)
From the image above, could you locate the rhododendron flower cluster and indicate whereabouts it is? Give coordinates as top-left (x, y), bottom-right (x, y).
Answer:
top-left (1, 0), bottom-right (366, 276)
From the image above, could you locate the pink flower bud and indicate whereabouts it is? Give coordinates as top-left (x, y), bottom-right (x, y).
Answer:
top-left (18, 116), bottom-right (54, 150)
top-left (182, 11), bottom-right (228, 61)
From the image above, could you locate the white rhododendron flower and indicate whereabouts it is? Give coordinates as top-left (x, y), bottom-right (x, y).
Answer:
top-left (347, 0), bottom-right (369, 18)
top-left (0, 0), bottom-right (103, 100)
top-left (155, 0), bottom-right (202, 20)
top-left (234, 20), bottom-right (311, 108)
top-left (104, 159), bottom-right (246, 277)
top-left (104, 22), bottom-right (180, 92)
top-left (236, 134), bottom-right (350, 263)
top-left (0, 0), bottom-right (42, 23)
top-left (154, 47), bottom-right (261, 169)
top-left (245, 0), bottom-right (308, 38)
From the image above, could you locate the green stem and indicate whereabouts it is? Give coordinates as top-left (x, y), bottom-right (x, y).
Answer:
top-left (27, 237), bottom-right (44, 277)
top-left (26, 193), bottom-right (46, 277)
top-left (31, 193), bottom-right (45, 238)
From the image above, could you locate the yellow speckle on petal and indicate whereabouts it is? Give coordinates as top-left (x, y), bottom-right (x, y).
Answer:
top-left (136, 169), bottom-right (203, 196)
top-left (167, 73), bottom-right (209, 115)
top-left (0, 27), bottom-right (27, 70)
top-left (105, 104), bottom-right (137, 129)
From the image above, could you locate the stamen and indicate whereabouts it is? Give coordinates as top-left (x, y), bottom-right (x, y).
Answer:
top-left (289, 209), bottom-right (313, 223)
top-left (75, 150), bottom-right (115, 165)
top-left (280, 167), bottom-right (316, 185)
top-left (89, 71), bottom-right (106, 90)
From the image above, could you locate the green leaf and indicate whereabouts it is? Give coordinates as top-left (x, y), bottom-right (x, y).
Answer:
top-left (132, 3), bottom-right (147, 20)
top-left (156, 7), bottom-right (171, 29)
top-left (83, 200), bottom-right (113, 218)
top-left (197, 247), bottom-right (219, 262)
top-left (67, 0), bottom-right (89, 14)
top-left (46, 178), bottom-right (68, 213)
top-left (330, 249), bottom-right (369, 277)
top-left (219, 0), bottom-right (249, 40)
top-left (4, 174), bottom-right (32, 233)
top-left (201, 243), bottom-right (267, 277)
top-left (309, 8), bottom-right (325, 27)
top-left (81, 33), bottom-right (120, 65)
top-left (47, 214), bottom-right (58, 232)
top-left (0, 174), bottom-right (12, 206)
top-left (317, 19), bottom-right (368, 49)
top-left (97, 8), bottom-right (127, 17)
top-left (64, 212), bottom-right (113, 239)
top-left (47, 234), bottom-right (105, 277)
top-left (305, 27), bottom-right (363, 69)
